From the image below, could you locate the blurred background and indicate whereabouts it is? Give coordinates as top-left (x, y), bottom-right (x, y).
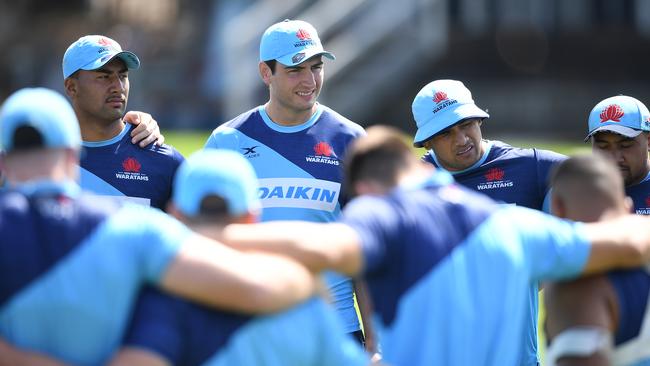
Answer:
top-left (2, 0), bottom-right (650, 142)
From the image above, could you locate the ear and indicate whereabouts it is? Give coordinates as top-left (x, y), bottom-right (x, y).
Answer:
top-left (259, 62), bottom-right (272, 86)
top-left (551, 195), bottom-right (566, 218)
top-left (64, 78), bottom-right (77, 98)
top-left (623, 196), bottom-right (634, 213)
top-left (235, 211), bottom-right (258, 224)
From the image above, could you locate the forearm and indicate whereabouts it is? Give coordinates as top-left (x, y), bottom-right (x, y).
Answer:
top-left (222, 221), bottom-right (363, 275)
top-left (0, 340), bottom-right (69, 366)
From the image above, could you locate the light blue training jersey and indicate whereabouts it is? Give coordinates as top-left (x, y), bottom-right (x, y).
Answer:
top-left (342, 170), bottom-right (591, 365)
top-left (0, 181), bottom-right (192, 366)
top-left (205, 104), bottom-right (365, 333)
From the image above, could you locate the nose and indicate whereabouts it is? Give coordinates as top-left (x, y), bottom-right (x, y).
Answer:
top-left (109, 75), bottom-right (126, 93)
top-left (450, 128), bottom-right (468, 146)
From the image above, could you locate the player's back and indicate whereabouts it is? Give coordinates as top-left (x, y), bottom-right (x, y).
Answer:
top-left (342, 171), bottom-right (590, 365)
top-left (123, 286), bottom-right (368, 366)
top-left (80, 124), bottom-right (184, 210)
top-left (0, 186), bottom-right (190, 365)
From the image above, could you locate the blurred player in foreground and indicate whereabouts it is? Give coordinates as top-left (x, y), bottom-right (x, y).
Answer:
top-left (108, 149), bottom-right (370, 366)
top-left (546, 154), bottom-right (650, 366)
top-left (0, 88), bottom-right (314, 365)
top-left (222, 125), bottom-right (650, 366)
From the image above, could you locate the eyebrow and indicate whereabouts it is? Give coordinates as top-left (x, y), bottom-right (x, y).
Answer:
top-left (285, 60), bottom-right (324, 71)
top-left (95, 67), bottom-right (128, 74)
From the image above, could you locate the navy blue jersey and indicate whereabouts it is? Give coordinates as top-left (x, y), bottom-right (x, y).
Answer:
top-left (625, 172), bottom-right (650, 215)
top-left (123, 287), bottom-right (368, 365)
top-left (423, 140), bottom-right (566, 210)
top-left (0, 181), bottom-right (192, 365)
top-left (80, 124), bottom-right (184, 210)
top-left (608, 268), bottom-right (650, 365)
top-left (342, 171), bottom-right (590, 366)
top-left (205, 104), bottom-right (365, 333)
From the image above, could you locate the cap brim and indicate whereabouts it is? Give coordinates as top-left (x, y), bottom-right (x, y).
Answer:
top-left (584, 124), bottom-right (643, 142)
top-left (413, 104), bottom-right (489, 147)
top-left (276, 49), bottom-right (335, 67)
top-left (80, 51), bottom-right (141, 72)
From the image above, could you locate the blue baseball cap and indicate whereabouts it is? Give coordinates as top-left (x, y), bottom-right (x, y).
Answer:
top-left (62, 35), bottom-right (140, 79)
top-left (260, 19), bottom-right (335, 66)
top-left (173, 149), bottom-right (261, 217)
top-left (0, 88), bottom-right (81, 153)
top-left (585, 95), bottom-right (650, 141)
top-left (412, 80), bottom-right (489, 147)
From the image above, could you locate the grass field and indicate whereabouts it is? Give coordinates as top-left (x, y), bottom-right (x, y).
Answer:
top-left (166, 130), bottom-right (588, 364)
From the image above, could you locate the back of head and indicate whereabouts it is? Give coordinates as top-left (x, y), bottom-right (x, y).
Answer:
top-left (1, 88), bottom-right (81, 154)
top-left (550, 154), bottom-right (627, 222)
top-left (172, 149), bottom-right (261, 224)
top-left (344, 125), bottom-right (416, 196)
top-left (411, 79), bottom-right (489, 147)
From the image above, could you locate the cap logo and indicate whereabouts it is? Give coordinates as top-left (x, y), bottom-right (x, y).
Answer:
top-left (292, 52), bottom-right (306, 64)
top-left (433, 91), bottom-right (448, 104)
top-left (600, 104), bottom-right (624, 123)
top-left (122, 157), bottom-right (141, 173)
top-left (296, 29), bottom-right (312, 41)
top-left (314, 141), bottom-right (333, 157)
top-left (485, 168), bottom-right (505, 181)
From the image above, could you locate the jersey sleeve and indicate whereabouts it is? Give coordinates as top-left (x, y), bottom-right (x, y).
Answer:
top-left (501, 206), bottom-right (591, 281)
top-left (341, 195), bottom-right (399, 275)
top-left (535, 148), bottom-right (567, 197)
top-left (204, 126), bottom-right (241, 151)
top-left (122, 286), bottom-right (185, 364)
top-left (105, 204), bottom-right (194, 283)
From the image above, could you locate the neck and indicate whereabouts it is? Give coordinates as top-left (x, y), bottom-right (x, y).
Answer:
top-left (76, 111), bottom-right (125, 142)
top-left (264, 102), bottom-right (317, 127)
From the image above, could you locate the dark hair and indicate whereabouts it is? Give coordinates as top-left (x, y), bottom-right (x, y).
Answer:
top-left (264, 60), bottom-right (277, 74)
top-left (184, 195), bottom-right (233, 225)
top-left (10, 125), bottom-right (44, 152)
top-left (344, 126), bottom-right (414, 196)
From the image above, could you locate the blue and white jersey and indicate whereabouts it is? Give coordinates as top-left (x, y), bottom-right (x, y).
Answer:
top-left (423, 139), bottom-right (566, 364)
top-left (423, 140), bottom-right (566, 210)
top-left (80, 124), bottom-right (184, 210)
top-left (0, 181), bottom-right (192, 366)
top-left (624, 171), bottom-right (650, 216)
top-left (123, 287), bottom-right (369, 366)
top-left (342, 171), bottom-right (591, 366)
top-left (205, 104), bottom-right (365, 333)
top-left (608, 268), bottom-right (650, 366)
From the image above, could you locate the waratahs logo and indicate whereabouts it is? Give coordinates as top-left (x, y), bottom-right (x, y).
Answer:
top-left (306, 141), bottom-right (339, 165)
top-left (600, 104), bottom-right (624, 123)
top-left (637, 196), bottom-right (650, 214)
top-left (294, 28), bottom-right (316, 48)
top-left (116, 157), bottom-right (148, 181)
top-left (433, 91), bottom-right (448, 104)
top-left (96, 37), bottom-right (118, 54)
top-left (485, 168), bottom-right (505, 182)
top-left (314, 141), bottom-right (333, 157)
top-left (477, 167), bottom-right (513, 191)
top-left (296, 29), bottom-right (311, 40)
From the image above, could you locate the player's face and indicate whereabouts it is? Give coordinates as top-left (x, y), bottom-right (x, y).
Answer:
top-left (423, 118), bottom-right (485, 171)
top-left (268, 56), bottom-right (323, 116)
top-left (73, 58), bottom-right (130, 123)
top-left (592, 131), bottom-right (650, 186)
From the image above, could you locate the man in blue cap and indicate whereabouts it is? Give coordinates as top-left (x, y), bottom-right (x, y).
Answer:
top-left (411, 79), bottom-right (567, 365)
top-left (205, 19), bottom-right (373, 349)
top-left (62, 35), bottom-right (184, 210)
top-left (107, 149), bottom-right (370, 366)
top-left (0, 88), bottom-right (315, 365)
top-left (585, 95), bottom-right (650, 215)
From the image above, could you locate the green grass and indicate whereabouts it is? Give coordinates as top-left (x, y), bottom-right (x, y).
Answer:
top-left (164, 130), bottom-right (212, 157)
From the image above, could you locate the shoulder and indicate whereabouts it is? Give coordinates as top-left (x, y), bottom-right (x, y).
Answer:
top-left (319, 106), bottom-right (365, 138)
top-left (147, 143), bottom-right (185, 163)
top-left (490, 140), bottom-right (566, 164)
top-left (212, 107), bottom-right (261, 133)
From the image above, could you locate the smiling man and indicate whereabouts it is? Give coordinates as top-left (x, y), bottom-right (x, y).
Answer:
top-left (63, 35), bottom-right (184, 210)
top-left (204, 19), bottom-right (373, 350)
top-left (411, 79), bottom-right (567, 366)
top-left (585, 95), bottom-right (650, 215)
